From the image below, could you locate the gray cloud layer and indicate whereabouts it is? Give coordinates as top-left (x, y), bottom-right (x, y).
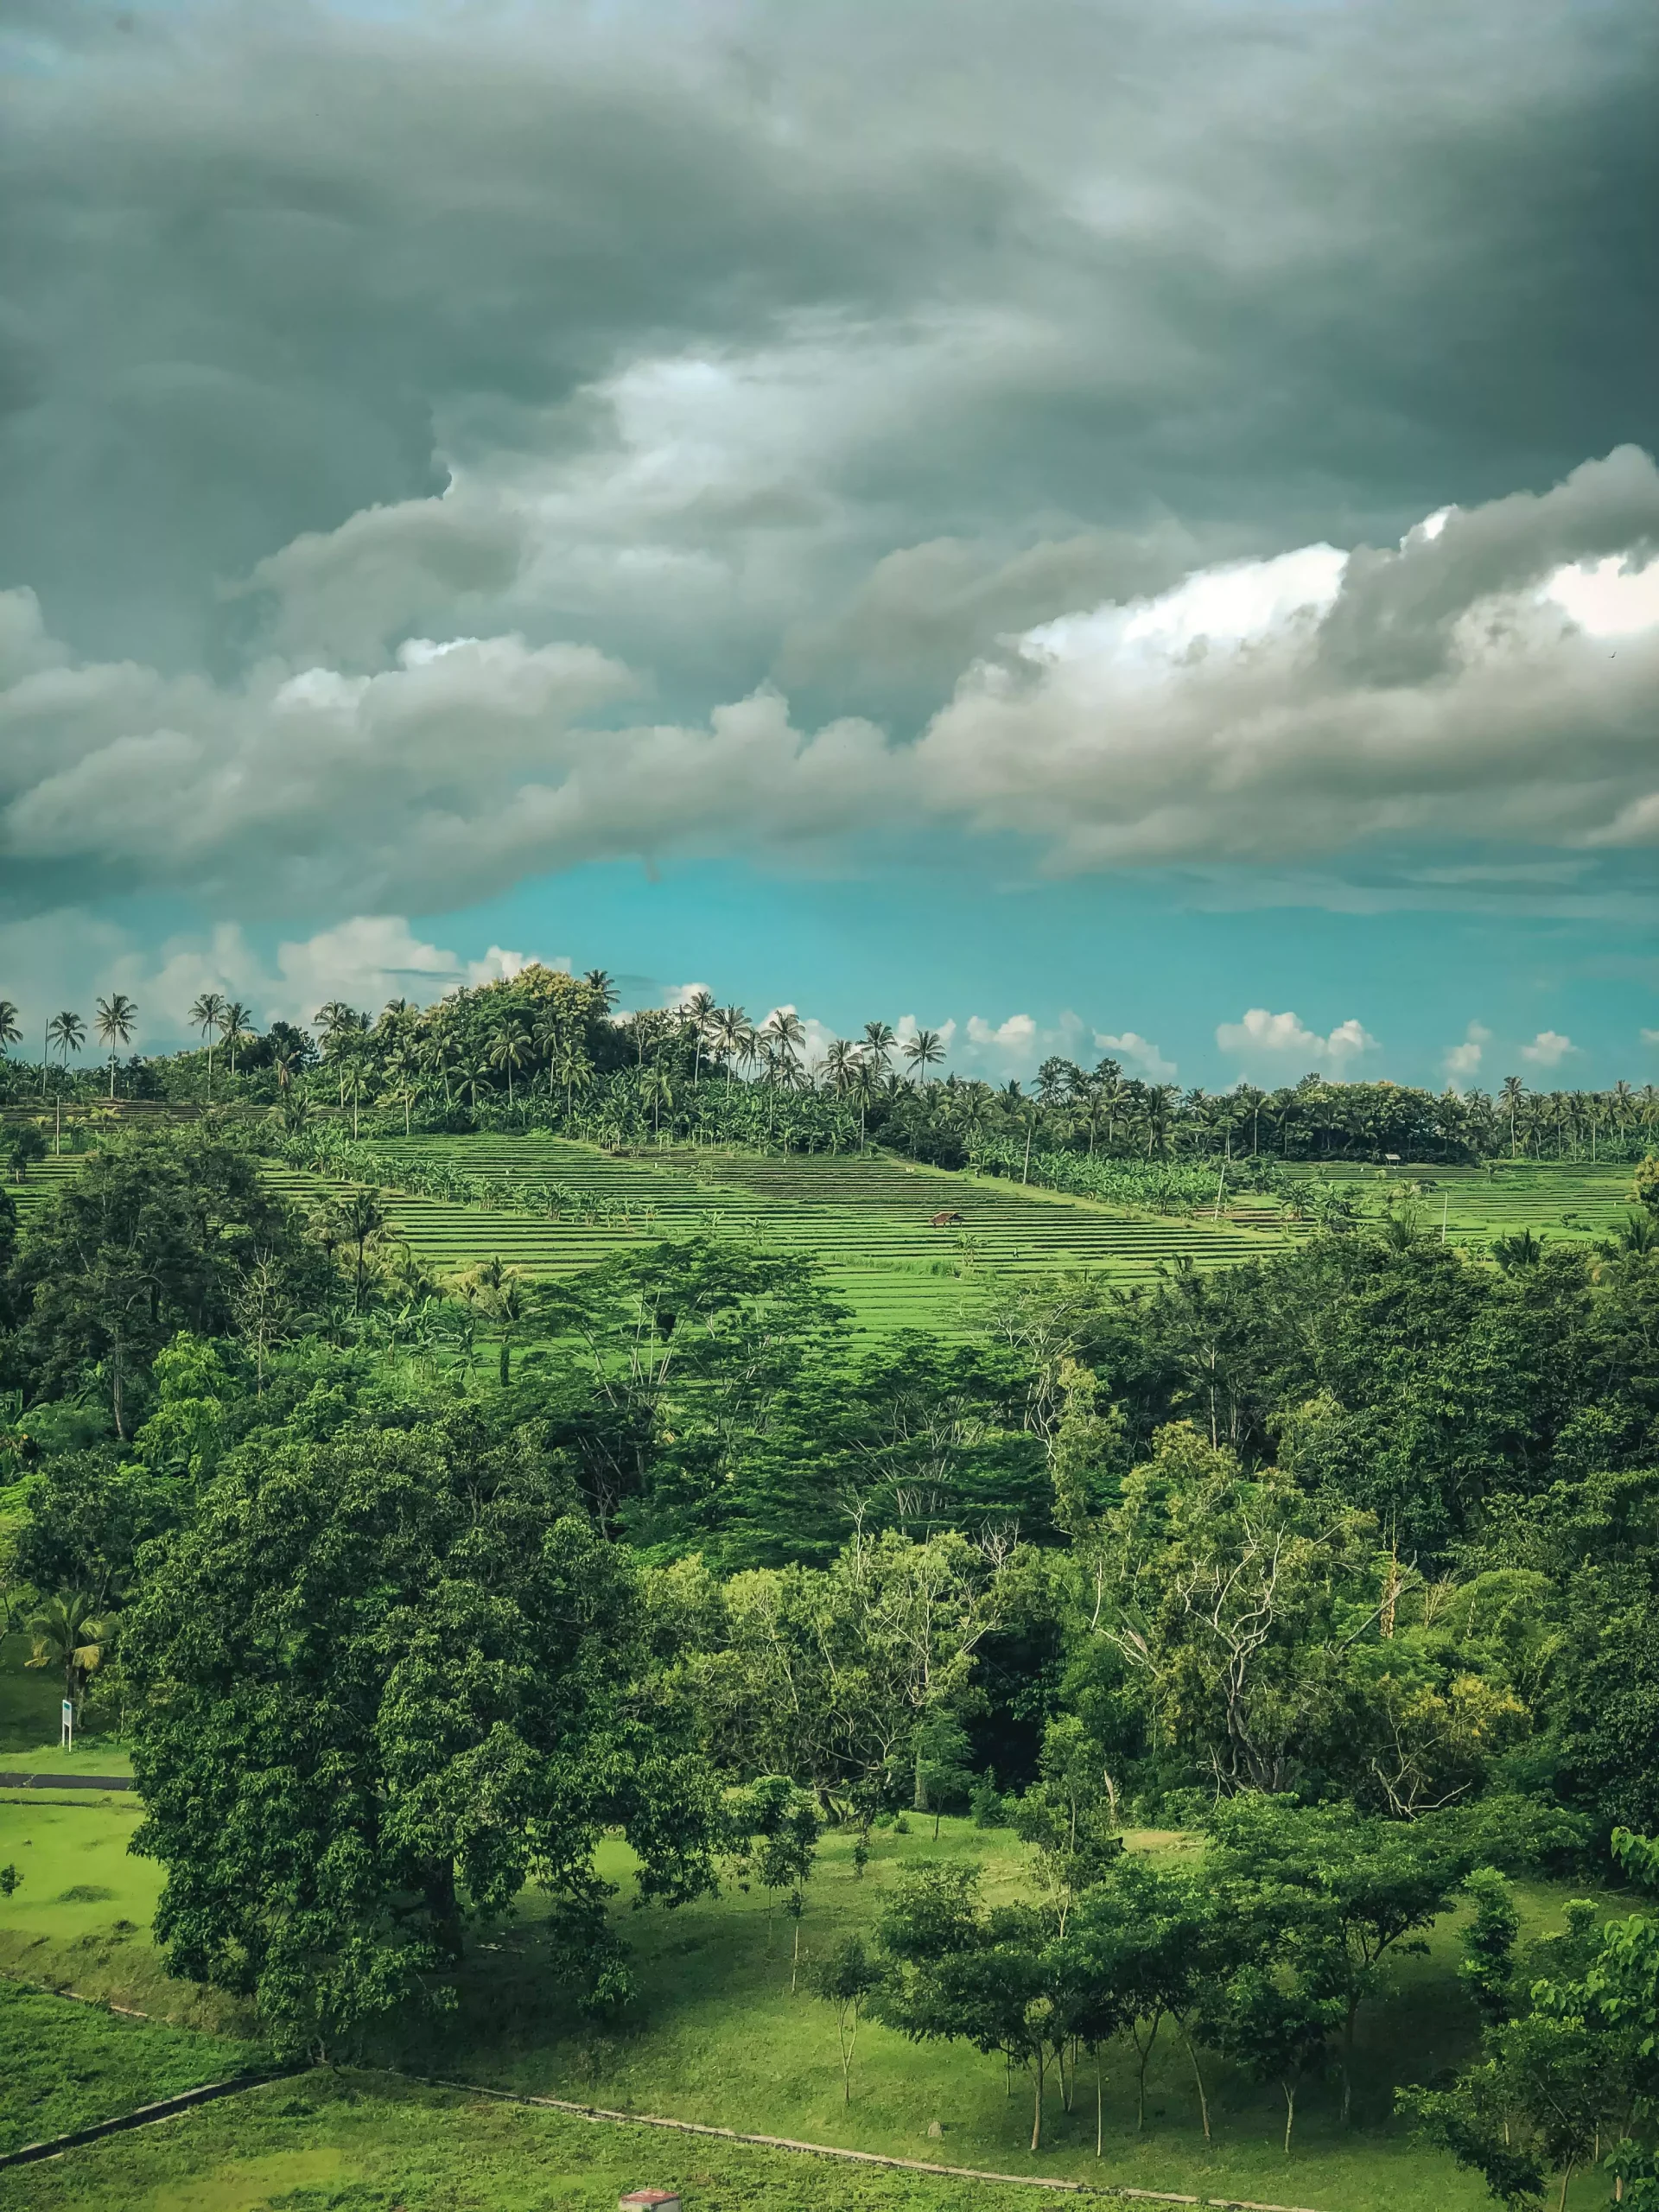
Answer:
top-left (0, 0), bottom-right (1655, 919)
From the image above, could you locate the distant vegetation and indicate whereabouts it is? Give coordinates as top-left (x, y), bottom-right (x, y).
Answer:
top-left (7, 969), bottom-right (1659, 2210)
top-left (2, 968), bottom-right (1654, 1187)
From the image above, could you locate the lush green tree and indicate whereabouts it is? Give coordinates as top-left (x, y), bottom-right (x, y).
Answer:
top-left (12, 1447), bottom-right (184, 1610)
top-left (1066, 1853), bottom-right (1225, 2139)
top-left (912, 1706), bottom-right (975, 1838)
top-left (1096, 1423), bottom-right (1376, 1796)
top-left (1010, 1713), bottom-right (1123, 1933)
top-left (723, 1773), bottom-right (821, 1983)
top-left (877, 1861), bottom-right (1071, 2152)
top-left (7, 1129), bottom-right (328, 1436)
top-left (1460, 1867), bottom-right (1522, 2029)
top-left (123, 1413), bottom-right (718, 2056)
top-left (1210, 1961), bottom-right (1343, 2152)
top-left (1208, 1795), bottom-right (1471, 2124)
top-left (4, 1124), bottom-right (47, 1185)
top-left (678, 1529), bottom-right (1002, 1809)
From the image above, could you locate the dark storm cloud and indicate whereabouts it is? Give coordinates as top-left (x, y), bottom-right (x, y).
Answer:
top-left (0, 0), bottom-right (1656, 925)
top-left (1, 0), bottom-right (1652, 675)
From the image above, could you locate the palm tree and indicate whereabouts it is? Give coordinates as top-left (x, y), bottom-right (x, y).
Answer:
top-left (93, 994), bottom-right (137, 1097)
top-left (583, 969), bottom-right (618, 1012)
top-left (1141, 1083), bottom-right (1177, 1159)
top-left (335, 1187), bottom-right (387, 1313)
top-left (46, 1008), bottom-right (86, 1129)
top-left (861, 1020), bottom-right (896, 1077)
top-left (219, 999), bottom-right (252, 1077)
top-left (712, 1007), bottom-right (754, 1095)
top-left (1498, 1075), bottom-right (1525, 1159)
top-left (456, 1058), bottom-right (490, 1111)
top-left (551, 1038), bottom-right (594, 1120)
top-left (849, 1055), bottom-right (880, 1147)
top-left (824, 1038), bottom-right (860, 1094)
top-left (47, 1007), bottom-right (86, 1058)
top-left (188, 990), bottom-right (227, 1098)
top-left (417, 1031), bottom-right (454, 1109)
top-left (764, 1007), bottom-right (808, 1059)
top-left (271, 1042), bottom-right (302, 1101)
top-left (27, 1591), bottom-right (111, 1721)
top-left (679, 988), bottom-right (718, 1083)
top-left (642, 1058), bottom-right (676, 1135)
top-left (0, 1000), bottom-right (20, 1056)
top-left (903, 1027), bottom-right (945, 1085)
top-left (487, 1021), bottom-right (534, 1105)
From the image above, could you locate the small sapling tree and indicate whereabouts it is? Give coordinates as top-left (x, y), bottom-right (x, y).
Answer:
top-left (809, 1935), bottom-right (882, 2104)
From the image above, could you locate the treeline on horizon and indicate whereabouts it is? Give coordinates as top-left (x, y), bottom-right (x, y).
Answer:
top-left (1, 965), bottom-right (1653, 1170)
top-left (6, 1109), bottom-right (1659, 2198)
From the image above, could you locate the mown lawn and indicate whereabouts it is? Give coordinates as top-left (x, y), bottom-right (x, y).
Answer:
top-left (0, 1789), bottom-right (1624, 2209)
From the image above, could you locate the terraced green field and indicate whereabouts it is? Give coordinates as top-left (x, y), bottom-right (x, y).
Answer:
top-left (299, 1137), bottom-right (1293, 1335)
top-left (1315, 1160), bottom-right (1644, 1251)
top-left (13, 1147), bottom-right (1650, 1340)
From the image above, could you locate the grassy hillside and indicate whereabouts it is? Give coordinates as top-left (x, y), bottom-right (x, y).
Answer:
top-left (0, 1779), bottom-right (1618, 2210)
top-left (0, 1979), bottom-right (255, 2154)
top-left (266, 1135), bottom-right (1294, 1336)
top-left (0, 2067), bottom-right (1141, 2212)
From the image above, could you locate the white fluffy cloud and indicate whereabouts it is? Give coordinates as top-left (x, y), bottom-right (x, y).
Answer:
top-left (1095, 1030), bottom-right (1179, 1082)
top-left (917, 448), bottom-right (1659, 873)
top-left (0, 910), bottom-right (554, 1046)
top-left (1519, 1030), bottom-right (1578, 1068)
top-left (1216, 1008), bottom-right (1379, 1068)
top-left (1444, 1021), bottom-right (1494, 1080)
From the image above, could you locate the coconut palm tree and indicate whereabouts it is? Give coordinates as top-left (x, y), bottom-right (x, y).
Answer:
top-left (861, 1020), bottom-right (896, 1076)
top-left (849, 1054), bottom-right (880, 1147)
top-left (763, 1007), bottom-right (808, 1058)
top-left (27, 1591), bottom-right (111, 1720)
top-left (0, 1000), bottom-right (20, 1055)
top-left (219, 999), bottom-right (252, 1077)
top-left (642, 1059), bottom-right (677, 1135)
top-left (46, 1008), bottom-right (86, 1119)
top-left (583, 969), bottom-right (618, 1012)
top-left (92, 995), bottom-right (137, 1097)
top-left (712, 1007), bottom-right (754, 1095)
top-left (1498, 1075), bottom-right (1525, 1159)
top-left (679, 988), bottom-right (718, 1082)
top-left (487, 1021), bottom-right (534, 1106)
top-left (335, 1187), bottom-right (387, 1313)
top-left (550, 1038), bottom-right (594, 1120)
top-left (188, 990), bottom-right (227, 1098)
top-left (903, 1027), bottom-right (945, 1085)
top-left (824, 1038), bottom-right (860, 1093)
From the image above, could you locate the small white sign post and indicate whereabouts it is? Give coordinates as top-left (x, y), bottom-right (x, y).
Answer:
top-left (61, 1699), bottom-right (73, 1751)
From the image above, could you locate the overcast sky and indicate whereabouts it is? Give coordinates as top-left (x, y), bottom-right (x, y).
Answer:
top-left (3, 0), bottom-right (1656, 1087)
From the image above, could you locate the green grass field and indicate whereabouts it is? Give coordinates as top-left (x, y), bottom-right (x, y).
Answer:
top-left (1313, 1160), bottom-right (1644, 1252)
top-left (0, 2069), bottom-right (1138, 2212)
top-left (0, 1777), bottom-right (1623, 2209)
top-left (0, 1977), bottom-right (255, 2154)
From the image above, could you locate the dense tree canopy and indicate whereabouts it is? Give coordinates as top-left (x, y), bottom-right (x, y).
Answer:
top-left (123, 1407), bottom-right (717, 2056)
